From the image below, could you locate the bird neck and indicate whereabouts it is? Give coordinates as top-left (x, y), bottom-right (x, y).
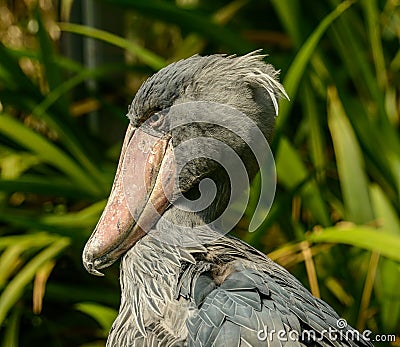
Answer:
top-left (152, 177), bottom-right (231, 245)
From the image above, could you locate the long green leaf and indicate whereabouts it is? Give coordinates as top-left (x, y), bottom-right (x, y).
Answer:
top-left (270, 0), bottom-right (302, 47)
top-left (0, 233), bottom-right (58, 249)
top-left (370, 184), bottom-right (400, 332)
top-left (361, 0), bottom-right (387, 89)
top-left (58, 22), bottom-right (166, 70)
top-left (341, 98), bottom-right (400, 198)
top-left (277, 0), bottom-right (355, 132)
top-left (0, 245), bottom-right (26, 287)
top-left (328, 87), bottom-right (374, 223)
top-left (39, 200), bottom-right (105, 228)
top-left (0, 114), bottom-right (101, 196)
top-left (308, 226), bottom-right (400, 262)
top-left (0, 237), bottom-right (70, 324)
top-left (303, 83), bottom-right (326, 182)
top-left (328, 0), bottom-right (385, 112)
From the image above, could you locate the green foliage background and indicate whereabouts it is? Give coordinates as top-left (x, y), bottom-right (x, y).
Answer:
top-left (0, 0), bottom-right (399, 346)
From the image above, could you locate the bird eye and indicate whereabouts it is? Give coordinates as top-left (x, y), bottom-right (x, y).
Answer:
top-left (149, 112), bottom-right (164, 128)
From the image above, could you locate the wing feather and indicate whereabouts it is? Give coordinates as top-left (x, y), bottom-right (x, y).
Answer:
top-left (186, 262), bottom-right (372, 347)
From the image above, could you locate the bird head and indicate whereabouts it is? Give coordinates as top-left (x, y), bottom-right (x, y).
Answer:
top-left (83, 52), bottom-right (288, 276)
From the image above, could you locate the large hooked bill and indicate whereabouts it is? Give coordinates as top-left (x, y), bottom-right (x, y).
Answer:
top-left (82, 123), bottom-right (176, 276)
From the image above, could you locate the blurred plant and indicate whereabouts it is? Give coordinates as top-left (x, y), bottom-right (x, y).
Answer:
top-left (0, 0), bottom-right (399, 346)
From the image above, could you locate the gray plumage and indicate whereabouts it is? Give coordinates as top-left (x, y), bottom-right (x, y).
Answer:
top-left (108, 231), bottom-right (371, 347)
top-left (89, 52), bottom-right (373, 347)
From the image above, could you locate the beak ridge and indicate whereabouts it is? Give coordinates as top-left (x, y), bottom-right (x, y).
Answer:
top-left (83, 124), bottom-right (176, 275)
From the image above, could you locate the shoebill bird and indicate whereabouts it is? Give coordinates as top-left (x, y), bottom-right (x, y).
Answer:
top-left (83, 53), bottom-right (372, 347)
